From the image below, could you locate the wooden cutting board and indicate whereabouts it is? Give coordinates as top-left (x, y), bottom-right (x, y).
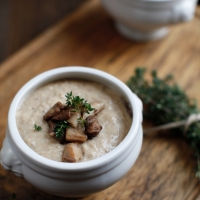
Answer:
top-left (1, 0), bottom-right (200, 199)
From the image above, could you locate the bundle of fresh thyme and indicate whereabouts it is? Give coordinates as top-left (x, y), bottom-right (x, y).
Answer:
top-left (127, 68), bottom-right (200, 178)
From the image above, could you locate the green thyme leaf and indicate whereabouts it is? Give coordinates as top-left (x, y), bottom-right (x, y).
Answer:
top-left (54, 120), bottom-right (70, 138)
top-left (65, 91), bottom-right (94, 115)
top-left (34, 124), bottom-right (42, 131)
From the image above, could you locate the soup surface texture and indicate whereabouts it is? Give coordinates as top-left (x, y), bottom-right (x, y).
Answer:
top-left (16, 80), bottom-right (132, 162)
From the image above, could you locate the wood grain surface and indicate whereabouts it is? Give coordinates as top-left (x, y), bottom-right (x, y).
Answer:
top-left (1, 0), bottom-right (200, 199)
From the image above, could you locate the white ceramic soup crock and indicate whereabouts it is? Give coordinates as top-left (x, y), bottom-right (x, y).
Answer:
top-left (0, 67), bottom-right (143, 198)
top-left (101, 0), bottom-right (197, 41)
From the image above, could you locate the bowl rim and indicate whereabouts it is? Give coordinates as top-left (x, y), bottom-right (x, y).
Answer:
top-left (8, 66), bottom-right (141, 171)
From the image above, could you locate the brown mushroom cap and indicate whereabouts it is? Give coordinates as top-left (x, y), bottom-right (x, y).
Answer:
top-left (67, 110), bottom-right (80, 128)
top-left (62, 143), bottom-right (83, 162)
top-left (52, 109), bottom-right (71, 121)
top-left (85, 116), bottom-right (102, 137)
top-left (47, 120), bottom-right (56, 136)
top-left (66, 127), bottom-right (87, 143)
top-left (43, 102), bottom-right (65, 120)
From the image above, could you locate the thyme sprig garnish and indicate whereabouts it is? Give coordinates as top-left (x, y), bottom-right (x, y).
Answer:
top-left (34, 124), bottom-right (42, 131)
top-left (65, 91), bottom-right (94, 116)
top-left (54, 120), bottom-right (70, 138)
top-left (127, 68), bottom-right (200, 178)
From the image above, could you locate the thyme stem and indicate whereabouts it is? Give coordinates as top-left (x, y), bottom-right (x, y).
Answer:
top-left (144, 113), bottom-right (200, 135)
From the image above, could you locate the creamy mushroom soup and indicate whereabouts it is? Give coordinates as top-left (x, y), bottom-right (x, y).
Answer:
top-left (16, 80), bottom-right (132, 162)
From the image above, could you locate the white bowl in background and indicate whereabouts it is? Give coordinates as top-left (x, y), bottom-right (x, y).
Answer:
top-left (101, 0), bottom-right (197, 41)
top-left (0, 67), bottom-right (143, 198)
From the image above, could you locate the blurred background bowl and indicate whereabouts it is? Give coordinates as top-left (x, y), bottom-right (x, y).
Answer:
top-left (101, 0), bottom-right (198, 41)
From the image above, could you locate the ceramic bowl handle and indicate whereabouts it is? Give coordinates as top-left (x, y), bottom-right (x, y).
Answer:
top-left (171, 0), bottom-right (197, 23)
top-left (0, 135), bottom-right (23, 177)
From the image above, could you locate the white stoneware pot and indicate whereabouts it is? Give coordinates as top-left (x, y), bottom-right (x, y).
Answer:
top-left (101, 0), bottom-right (197, 41)
top-left (0, 67), bottom-right (143, 198)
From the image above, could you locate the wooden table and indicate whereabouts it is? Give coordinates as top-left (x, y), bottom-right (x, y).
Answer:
top-left (1, 0), bottom-right (200, 199)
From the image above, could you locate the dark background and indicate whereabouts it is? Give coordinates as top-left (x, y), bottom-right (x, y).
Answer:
top-left (0, 0), bottom-right (85, 63)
